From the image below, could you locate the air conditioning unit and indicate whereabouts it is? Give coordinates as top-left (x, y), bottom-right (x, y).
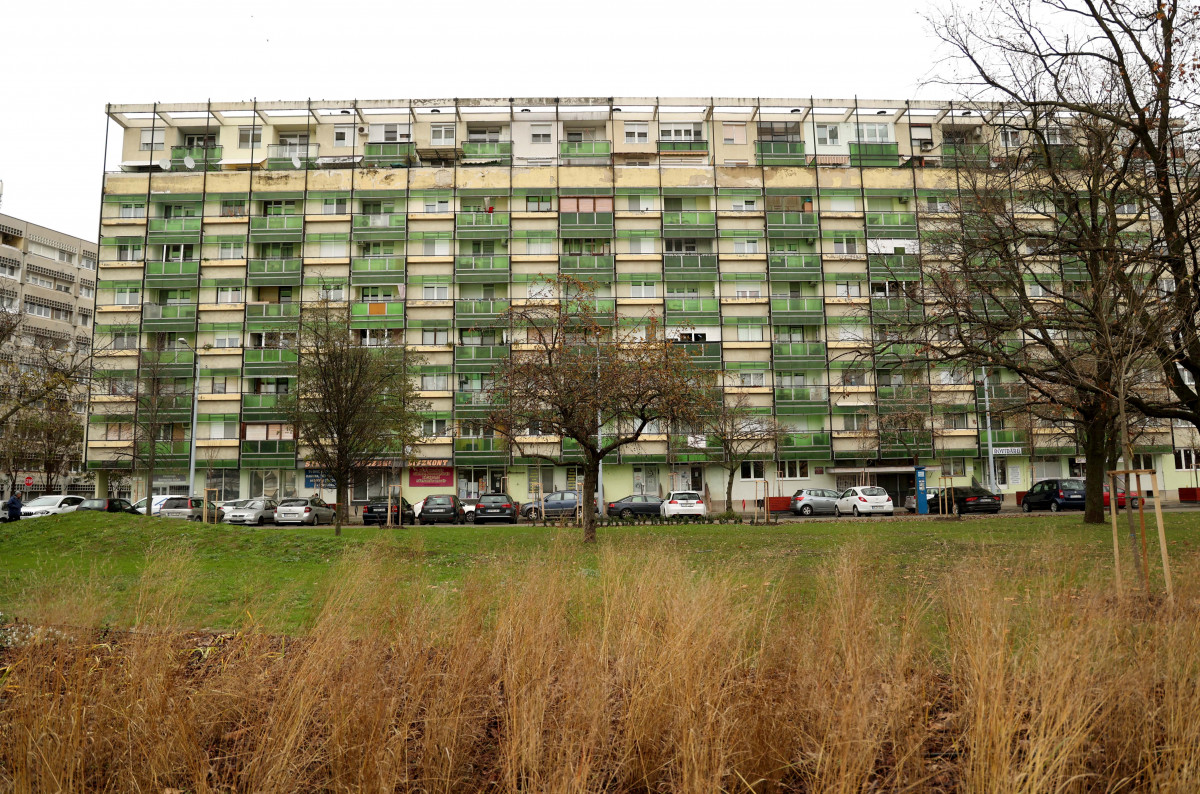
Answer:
top-left (357, 126), bottom-right (366, 134)
top-left (897, 195), bottom-right (910, 204)
top-left (920, 140), bottom-right (935, 152)
top-left (972, 125), bottom-right (983, 139)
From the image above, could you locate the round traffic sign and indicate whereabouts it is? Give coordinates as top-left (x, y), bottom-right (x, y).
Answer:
top-left (24, 476), bottom-right (33, 487)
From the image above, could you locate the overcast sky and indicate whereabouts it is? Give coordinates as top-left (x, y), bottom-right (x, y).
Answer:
top-left (0, 0), bottom-right (946, 240)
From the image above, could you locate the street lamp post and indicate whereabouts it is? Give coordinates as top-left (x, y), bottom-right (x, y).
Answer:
top-left (178, 338), bottom-right (200, 496)
top-left (980, 366), bottom-right (998, 493)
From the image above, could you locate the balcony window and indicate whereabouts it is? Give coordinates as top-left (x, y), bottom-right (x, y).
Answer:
top-left (213, 332), bottom-right (240, 348)
top-left (430, 123), bottom-right (455, 146)
top-left (263, 200), bottom-right (297, 216)
top-left (460, 329), bottom-right (501, 346)
top-left (114, 288), bottom-right (141, 305)
top-left (624, 122), bottom-right (648, 143)
top-left (161, 289), bottom-right (192, 305)
top-left (721, 122), bottom-right (746, 144)
top-left (758, 121), bottom-right (803, 142)
top-left (530, 124), bottom-right (551, 144)
top-left (563, 238), bottom-right (611, 256)
top-left (734, 287), bottom-right (762, 299)
top-left (944, 412), bottom-right (969, 430)
top-left (220, 200), bottom-right (247, 217)
top-left (854, 123), bottom-right (891, 143)
top-left (112, 332), bottom-right (138, 350)
top-left (526, 238), bottom-right (553, 254)
top-left (369, 123), bottom-right (410, 143)
top-left (733, 239), bottom-right (760, 254)
top-left (216, 287), bottom-right (243, 304)
top-left (317, 284), bottom-right (344, 301)
top-left (627, 237), bottom-right (653, 254)
top-left (322, 198), bottom-right (348, 215)
top-left (421, 329), bottom-right (448, 345)
top-left (660, 123), bottom-right (703, 141)
top-left (423, 419), bottom-right (448, 437)
top-left (835, 282), bottom-right (862, 298)
top-left (421, 374), bottom-right (449, 391)
top-left (334, 124), bottom-right (354, 147)
top-left (119, 202), bottom-right (146, 219)
top-left (816, 124), bottom-right (840, 146)
top-left (259, 242), bottom-right (296, 258)
top-left (629, 282), bottom-right (656, 298)
top-left (665, 238), bottom-right (698, 254)
top-left (218, 242), bottom-right (245, 260)
top-left (467, 127), bottom-right (501, 143)
top-left (525, 195), bottom-right (551, 212)
top-left (139, 129), bottom-right (165, 151)
top-left (999, 127), bottom-right (1021, 148)
top-left (358, 241), bottom-right (394, 257)
top-left (740, 461), bottom-right (766, 479)
top-left (162, 244), bottom-right (195, 262)
top-left (736, 325), bottom-right (764, 341)
top-left (422, 239), bottom-right (451, 256)
top-left (732, 198), bottom-right (757, 211)
top-left (832, 237), bottom-right (859, 255)
top-left (184, 133), bottom-right (216, 149)
top-left (238, 126), bottom-right (262, 149)
top-left (739, 371), bottom-right (766, 387)
top-left (559, 196), bottom-right (613, 212)
top-left (422, 285), bottom-right (449, 300)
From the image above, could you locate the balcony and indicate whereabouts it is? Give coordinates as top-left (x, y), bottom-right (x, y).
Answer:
top-left (144, 260), bottom-right (199, 288)
top-left (247, 258), bottom-right (302, 287)
top-left (664, 298), bottom-right (720, 325)
top-left (765, 212), bottom-right (818, 238)
top-left (755, 141), bottom-right (807, 165)
top-left (879, 431), bottom-right (935, 459)
top-left (941, 143), bottom-right (989, 169)
top-left (977, 382), bottom-right (1028, 406)
top-left (849, 142), bottom-right (900, 167)
top-left (242, 348), bottom-right (298, 375)
top-left (249, 215), bottom-right (304, 242)
top-left (676, 341), bottom-right (722, 369)
top-left (242, 393), bottom-right (289, 421)
top-left (461, 141), bottom-right (513, 164)
top-left (662, 211), bottom-right (717, 238)
top-left (454, 390), bottom-right (496, 417)
top-left (266, 143), bottom-right (319, 170)
top-left (558, 212), bottom-right (614, 238)
top-left (663, 254), bottom-right (718, 281)
top-left (455, 299), bottom-right (510, 327)
top-left (864, 212), bottom-right (917, 232)
top-left (454, 344), bottom-right (510, 373)
top-left (142, 303), bottom-right (197, 331)
top-left (768, 254), bottom-right (822, 281)
top-left (135, 440), bottom-right (191, 466)
top-left (146, 217), bottom-right (201, 244)
top-left (774, 386), bottom-right (830, 415)
top-left (876, 385), bottom-right (931, 405)
top-left (456, 211), bottom-right (510, 240)
top-left (241, 439), bottom-right (297, 468)
top-left (454, 436), bottom-right (507, 463)
top-left (868, 254), bottom-right (920, 281)
top-left (352, 213), bottom-right (407, 239)
top-left (350, 257), bottom-right (405, 286)
top-left (139, 349), bottom-right (194, 375)
top-left (362, 142), bottom-right (417, 167)
top-left (559, 255), bottom-right (615, 277)
top-left (349, 301), bottom-right (405, 329)
top-left (169, 145), bottom-right (223, 171)
top-left (870, 297), bottom-right (922, 321)
top-left (559, 140), bottom-right (612, 159)
top-left (772, 342), bottom-right (826, 366)
top-left (978, 429), bottom-right (1028, 450)
top-left (668, 434), bottom-right (723, 463)
top-left (770, 297), bottom-right (824, 324)
top-left (454, 256), bottom-right (510, 283)
top-left (778, 432), bottom-right (833, 459)
top-left (657, 140), bottom-right (708, 153)
top-left (244, 302), bottom-right (301, 329)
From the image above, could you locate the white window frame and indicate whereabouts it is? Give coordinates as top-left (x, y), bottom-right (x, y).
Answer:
top-left (422, 285), bottom-right (449, 300)
top-left (739, 460), bottom-right (766, 480)
top-left (333, 125), bottom-right (354, 147)
top-left (855, 123), bottom-right (891, 143)
top-left (624, 121), bottom-right (649, 144)
top-left (530, 124), bottom-right (552, 144)
top-left (238, 126), bottom-right (262, 149)
top-left (779, 460), bottom-right (810, 480)
top-left (736, 325), bottom-right (764, 341)
top-left (721, 122), bottom-right (746, 145)
top-left (815, 124), bottom-right (839, 146)
top-left (139, 129), bottom-right (165, 151)
top-left (629, 282), bottom-right (656, 298)
top-left (430, 123), bottom-right (455, 145)
top-left (739, 371), bottom-right (766, 387)
top-left (733, 239), bottom-right (760, 254)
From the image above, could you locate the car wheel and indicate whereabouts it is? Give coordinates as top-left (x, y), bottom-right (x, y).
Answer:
top-left (1050, 502), bottom-right (1061, 513)
top-left (465, 512), bottom-right (475, 524)
top-left (619, 508), bottom-right (634, 519)
top-left (834, 506), bottom-right (841, 517)
top-left (256, 516), bottom-right (264, 526)
top-left (800, 504), bottom-right (814, 516)
top-left (1130, 497), bottom-right (1139, 509)
top-left (1022, 501), bottom-right (1033, 513)
top-left (852, 506), bottom-right (860, 517)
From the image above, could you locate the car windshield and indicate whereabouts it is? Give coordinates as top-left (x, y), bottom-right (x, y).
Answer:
top-left (860, 487), bottom-right (888, 496)
top-left (675, 492), bottom-right (701, 501)
top-left (480, 495), bottom-right (509, 504)
top-left (226, 500), bottom-right (249, 508)
top-left (279, 498), bottom-right (308, 507)
top-left (80, 500), bottom-right (104, 508)
top-left (25, 497), bottom-right (61, 508)
top-left (1061, 479), bottom-right (1086, 491)
top-left (246, 501), bottom-right (265, 509)
top-left (427, 496), bottom-right (452, 505)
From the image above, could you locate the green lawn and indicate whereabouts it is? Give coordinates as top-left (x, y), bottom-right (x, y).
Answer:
top-left (1, 510), bottom-right (1194, 633)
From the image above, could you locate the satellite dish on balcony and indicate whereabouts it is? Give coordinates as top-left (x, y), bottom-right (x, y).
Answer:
top-left (183, 156), bottom-right (196, 170)
top-left (157, 158), bottom-right (171, 170)
top-left (291, 155), bottom-right (302, 169)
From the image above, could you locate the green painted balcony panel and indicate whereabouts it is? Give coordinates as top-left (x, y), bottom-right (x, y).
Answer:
top-left (245, 303), bottom-right (301, 330)
top-left (142, 304), bottom-right (197, 330)
top-left (349, 301), bottom-right (406, 329)
top-left (139, 350), bottom-right (194, 375)
top-left (146, 217), bottom-right (202, 244)
top-left (362, 142), bottom-right (417, 166)
top-left (456, 212), bottom-right (510, 239)
top-left (559, 140), bottom-right (612, 157)
top-left (242, 393), bottom-right (289, 421)
top-left (461, 141), bottom-right (513, 161)
top-left (976, 383), bottom-right (1029, 404)
top-left (243, 348), bottom-right (298, 374)
top-left (350, 257), bottom-right (405, 286)
top-left (455, 344), bottom-right (510, 373)
top-left (942, 143), bottom-right (990, 168)
top-left (241, 439), bottom-right (297, 467)
top-left (455, 255), bottom-right (510, 282)
top-left (169, 145), bottom-right (223, 171)
top-left (876, 385), bottom-right (931, 404)
top-left (138, 394), bottom-right (193, 423)
top-left (559, 255), bottom-right (615, 275)
top-left (977, 429), bottom-right (1029, 447)
top-left (352, 213), bottom-right (407, 239)
top-left (249, 215), bottom-right (304, 242)
top-left (247, 258), bottom-right (303, 287)
top-left (868, 255), bottom-right (921, 281)
top-left (765, 212), bottom-right (819, 237)
top-left (864, 212), bottom-right (917, 231)
top-left (849, 142), bottom-right (901, 167)
top-left (664, 298), bottom-right (720, 325)
top-left (770, 298), bottom-right (824, 323)
top-left (772, 342), bottom-right (827, 365)
top-left (265, 144), bottom-right (319, 170)
top-left (879, 431), bottom-right (935, 458)
top-left (134, 441), bottom-right (190, 466)
top-left (774, 386), bottom-right (831, 416)
top-left (454, 390), bottom-right (497, 416)
top-left (755, 141), bottom-right (807, 164)
top-left (768, 254), bottom-right (823, 280)
top-left (677, 341), bottom-right (722, 369)
top-left (455, 299), bottom-right (510, 327)
top-left (558, 212), bottom-right (614, 237)
top-left (453, 437), bottom-right (507, 463)
top-left (663, 254), bottom-right (718, 280)
top-left (779, 432), bottom-right (833, 460)
top-left (144, 260), bottom-right (199, 287)
top-left (657, 140), bottom-right (708, 152)
top-left (871, 297), bottom-right (922, 320)
top-left (662, 211), bottom-right (717, 238)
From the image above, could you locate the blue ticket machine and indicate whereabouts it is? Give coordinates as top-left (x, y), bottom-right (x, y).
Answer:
top-left (914, 466), bottom-right (929, 515)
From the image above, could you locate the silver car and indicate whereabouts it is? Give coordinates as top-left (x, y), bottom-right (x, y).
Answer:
top-left (274, 496), bottom-right (335, 525)
top-left (224, 498), bottom-right (278, 526)
top-left (21, 494), bottom-right (86, 518)
top-left (789, 488), bottom-right (839, 516)
top-left (159, 496), bottom-right (225, 523)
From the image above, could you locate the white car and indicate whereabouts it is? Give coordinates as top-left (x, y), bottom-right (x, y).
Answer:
top-left (834, 486), bottom-right (894, 517)
top-left (274, 496), bottom-right (335, 525)
top-left (133, 495), bottom-right (172, 516)
top-left (660, 491), bottom-right (707, 518)
top-left (20, 494), bottom-right (86, 518)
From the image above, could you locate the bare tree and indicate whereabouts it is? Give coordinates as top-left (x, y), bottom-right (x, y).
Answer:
top-left (23, 393), bottom-right (82, 494)
top-left (687, 389), bottom-right (787, 512)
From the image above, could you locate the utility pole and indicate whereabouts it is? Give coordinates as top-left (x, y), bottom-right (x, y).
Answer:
top-left (179, 337), bottom-right (199, 498)
top-left (981, 366), bottom-right (998, 492)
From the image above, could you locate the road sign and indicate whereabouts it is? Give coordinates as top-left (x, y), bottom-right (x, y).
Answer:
top-left (24, 476), bottom-right (33, 487)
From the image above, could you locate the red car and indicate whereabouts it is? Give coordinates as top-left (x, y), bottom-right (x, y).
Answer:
top-left (1102, 484), bottom-right (1140, 509)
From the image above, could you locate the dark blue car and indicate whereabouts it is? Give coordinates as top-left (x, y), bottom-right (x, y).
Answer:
top-left (1021, 478), bottom-right (1087, 512)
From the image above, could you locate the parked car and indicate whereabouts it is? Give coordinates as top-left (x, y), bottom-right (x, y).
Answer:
top-left (472, 493), bottom-right (519, 524)
top-left (20, 495), bottom-right (86, 518)
top-left (606, 494), bottom-right (665, 519)
top-left (1021, 478), bottom-right (1087, 512)
top-left (521, 491), bottom-right (599, 520)
top-left (660, 491), bottom-right (707, 518)
top-left (904, 485), bottom-right (1002, 515)
top-left (224, 498), bottom-right (277, 526)
top-left (77, 497), bottom-right (140, 515)
top-left (1103, 484), bottom-right (1140, 509)
top-left (834, 486), bottom-right (894, 517)
top-left (220, 499), bottom-right (251, 511)
top-left (361, 497), bottom-right (415, 526)
top-left (274, 496), bottom-right (335, 525)
top-left (159, 496), bottom-right (224, 523)
top-left (419, 494), bottom-right (466, 524)
top-left (789, 488), bottom-right (840, 516)
top-left (133, 495), bottom-right (172, 516)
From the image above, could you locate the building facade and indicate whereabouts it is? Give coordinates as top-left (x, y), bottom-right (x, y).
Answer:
top-left (87, 97), bottom-right (1196, 506)
top-left (0, 211), bottom-right (97, 494)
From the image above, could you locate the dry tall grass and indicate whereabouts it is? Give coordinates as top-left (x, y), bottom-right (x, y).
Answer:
top-left (1, 537), bottom-right (1198, 792)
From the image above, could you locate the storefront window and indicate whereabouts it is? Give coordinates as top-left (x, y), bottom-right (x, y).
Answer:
top-left (205, 469), bottom-right (239, 502)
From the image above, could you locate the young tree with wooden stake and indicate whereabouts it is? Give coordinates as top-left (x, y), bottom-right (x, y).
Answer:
top-left (689, 388), bottom-right (786, 513)
top-left (487, 276), bottom-right (712, 543)
top-left (284, 300), bottom-right (426, 536)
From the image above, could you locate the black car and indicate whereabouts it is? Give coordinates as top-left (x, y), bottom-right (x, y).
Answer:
top-left (905, 485), bottom-right (1002, 515)
top-left (362, 497), bottom-right (415, 526)
top-left (1021, 478), bottom-right (1087, 512)
top-left (77, 497), bottom-right (140, 515)
top-left (606, 494), bottom-right (664, 518)
top-left (473, 493), bottom-right (518, 524)
top-left (419, 494), bottom-right (466, 524)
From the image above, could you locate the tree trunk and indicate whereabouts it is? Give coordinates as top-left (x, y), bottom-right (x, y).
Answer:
top-left (726, 466), bottom-right (736, 515)
top-left (335, 479), bottom-right (346, 537)
top-left (1081, 413), bottom-right (1109, 525)
top-left (581, 460), bottom-right (599, 543)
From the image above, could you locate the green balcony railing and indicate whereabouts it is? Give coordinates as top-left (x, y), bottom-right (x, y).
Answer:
top-left (879, 431), bottom-right (935, 458)
top-left (455, 299), bottom-right (510, 327)
top-left (240, 439), bottom-right (297, 467)
top-left (768, 254), bottom-right (822, 280)
top-left (169, 145), bottom-right (223, 171)
top-left (664, 298), bottom-right (720, 324)
top-left (249, 215), bottom-right (304, 240)
top-left (876, 385), bottom-right (930, 403)
top-left (774, 386), bottom-right (830, 414)
top-left (349, 301), bottom-right (405, 329)
top-left (455, 345), bottom-right (510, 373)
top-left (456, 212), bottom-right (510, 239)
top-left (350, 257), bottom-right (405, 285)
top-left (978, 429), bottom-right (1028, 447)
top-left (849, 141), bottom-right (901, 167)
top-left (779, 432), bottom-right (833, 458)
top-left (454, 437), bottom-right (507, 462)
top-left (559, 140), bottom-right (612, 157)
top-left (461, 141), bottom-right (513, 161)
top-left (976, 382), bottom-right (1028, 404)
top-left (559, 255), bottom-right (615, 275)
top-left (558, 212), bottom-right (614, 237)
top-left (868, 254), bottom-right (921, 281)
top-left (662, 211), bottom-right (717, 237)
top-left (676, 341), bottom-right (722, 369)
top-left (243, 348), bottom-right (298, 373)
top-left (454, 255), bottom-right (510, 281)
top-left (765, 212), bottom-right (819, 236)
top-left (244, 303), bottom-right (301, 328)
top-left (352, 213), bottom-right (407, 238)
top-left (265, 144), bottom-right (319, 170)
top-left (770, 298), bottom-right (824, 323)
top-left (941, 143), bottom-right (990, 168)
top-left (870, 297), bottom-right (921, 319)
top-left (139, 350), bottom-right (194, 373)
top-left (134, 440), bottom-right (191, 464)
top-left (657, 140), bottom-right (708, 152)
top-left (241, 393), bottom-right (289, 421)
top-left (362, 142), bottom-right (417, 166)
top-left (663, 254), bottom-right (718, 280)
top-left (755, 140), bottom-right (807, 164)
top-left (772, 342), bottom-right (826, 364)
top-left (864, 212), bottom-right (916, 230)
top-left (142, 304), bottom-right (197, 328)
top-left (144, 260), bottom-right (199, 287)
top-left (247, 258), bottom-right (302, 286)
top-left (147, 217), bottom-right (201, 235)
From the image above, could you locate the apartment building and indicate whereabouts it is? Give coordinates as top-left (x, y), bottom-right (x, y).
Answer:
top-left (87, 97), bottom-right (1195, 506)
top-left (0, 211), bottom-right (96, 493)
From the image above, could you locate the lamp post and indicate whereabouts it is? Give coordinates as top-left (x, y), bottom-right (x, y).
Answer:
top-left (178, 337), bottom-right (200, 496)
top-left (596, 331), bottom-right (604, 508)
top-left (980, 366), bottom-right (998, 493)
